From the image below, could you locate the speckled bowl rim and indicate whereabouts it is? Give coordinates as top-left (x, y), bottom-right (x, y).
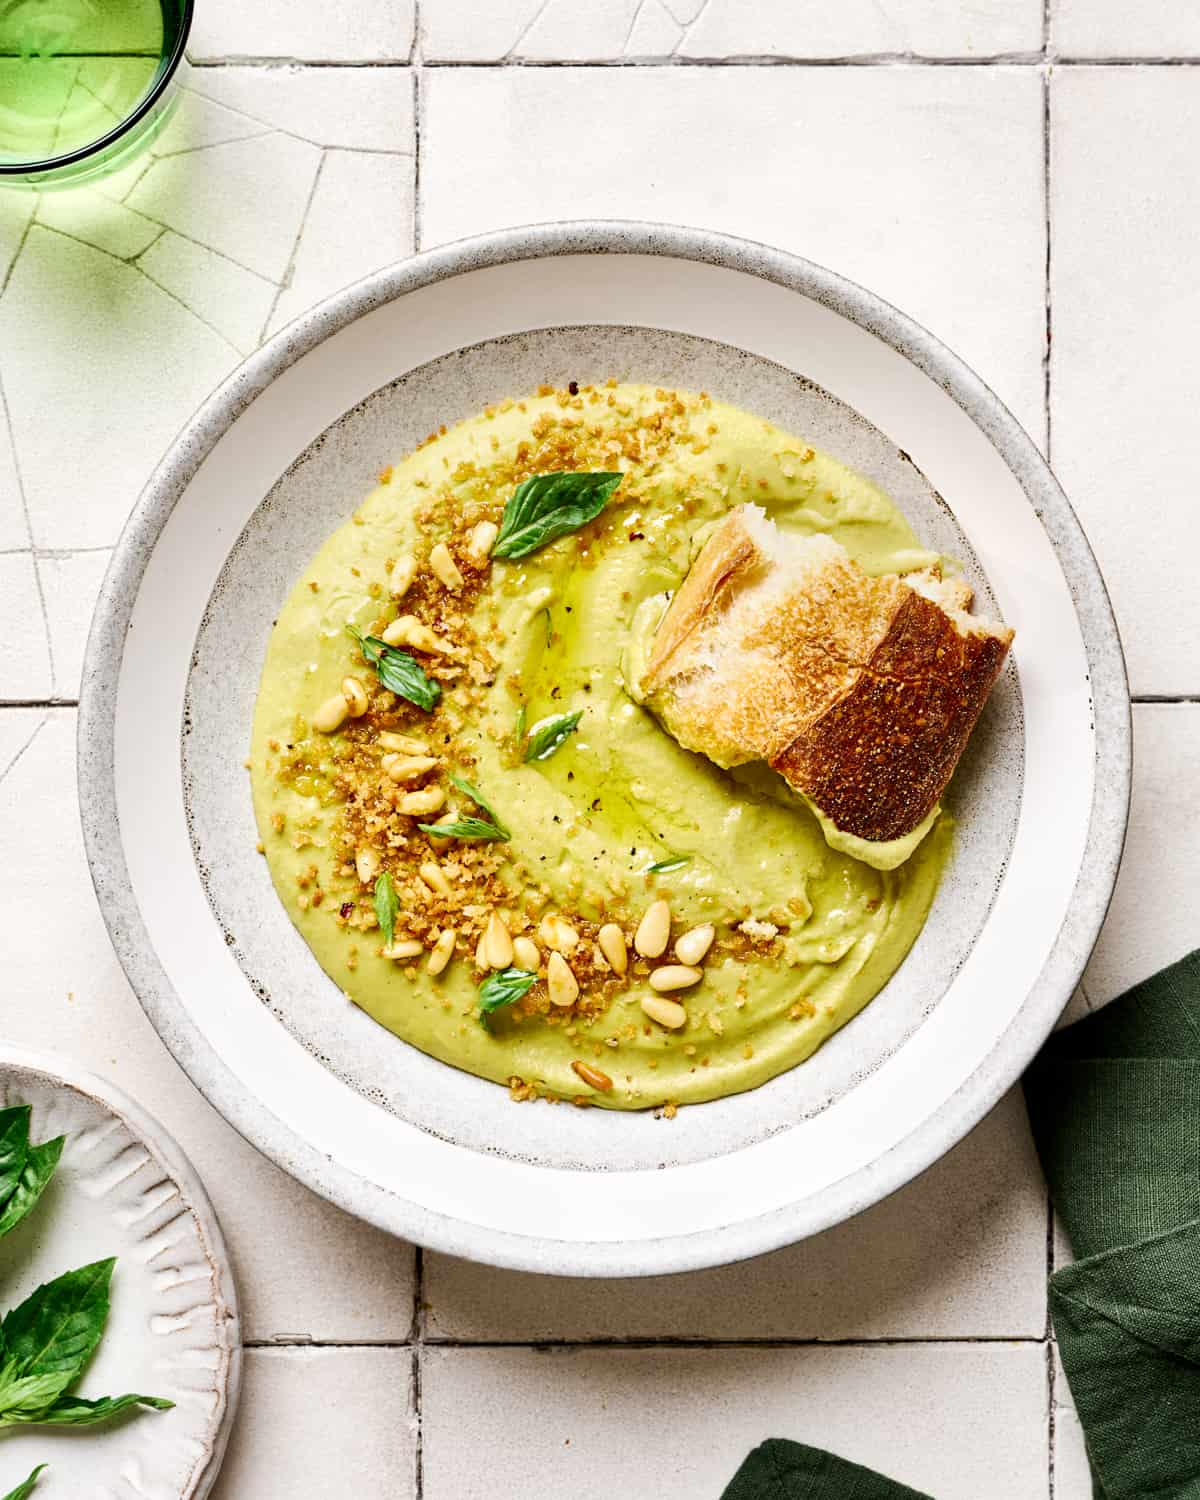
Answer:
top-left (0, 1043), bottom-right (241, 1494)
top-left (78, 221), bottom-right (1131, 1277)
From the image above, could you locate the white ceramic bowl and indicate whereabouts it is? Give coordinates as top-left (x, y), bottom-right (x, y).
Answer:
top-left (79, 224), bottom-right (1130, 1276)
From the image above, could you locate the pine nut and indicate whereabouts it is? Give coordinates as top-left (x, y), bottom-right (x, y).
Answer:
top-left (341, 675), bottom-right (369, 717)
top-left (390, 555), bottom-right (417, 599)
top-left (467, 520), bottom-right (499, 560)
top-left (641, 994), bottom-right (688, 1029)
top-left (537, 914), bottom-right (580, 954)
top-left (398, 786), bottom-right (445, 816)
top-left (674, 923), bottom-right (715, 966)
top-left (429, 542), bottom-right (464, 591)
top-left (381, 614), bottom-right (454, 654)
top-left (483, 911), bottom-right (513, 969)
top-left (383, 938), bottom-right (423, 961)
top-left (547, 951), bottom-right (579, 1007)
top-left (649, 965), bottom-right (703, 992)
top-left (355, 847), bottom-right (381, 884)
top-left (426, 927), bottom-right (456, 976)
top-left (378, 731), bottom-right (429, 754)
top-left (383, 754), bottom-right (439, 783)
top-left (571, 1060), bottom-right (613, 1092)
top-left (634, 899), bottom-right (671, 958)
top-left (419, 861), bottom-right (452, 897)
top-left (312, 693), bottom-right (349, 734)
top-left (512, 936), bottom-right (540, 972)
top-left (597, 923), bottom-right (628, 975)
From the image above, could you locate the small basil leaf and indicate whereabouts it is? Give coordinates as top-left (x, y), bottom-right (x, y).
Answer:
top-left (418, 818), bottom-right (508, 843)
top-left (493, 471), bottom-right (622, 560)
top-left (2, 1464), bottom-right (46, 1500)
top-left (347, 625), bottom-right (441, 711)
top-left (0, 1367), bottom-right (76, 1424)
top-left (374, 872), bottom-right (399, 948)
top-left (523, 711), bottom-right (582, 763)
top-left (449, 775), bottom-right (509, 838)
top-left (16, 1393), bottom-right (173, 1427)
top-left (647, 855), bottom-right (691, 874)
top-left (0, 1138), bottom-right (64, 1240)
top-left (478, 968), bottom-right (537, 1025)
top-left (1, 1258), bottom-right (114, 1386)
top-left (0, 1109), bottom-right (31, 1210)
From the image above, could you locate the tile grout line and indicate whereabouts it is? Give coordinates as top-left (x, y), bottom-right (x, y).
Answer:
top-left (180, 54), bottom-right (1200, 68)
top-left (1043, 62), bottom-right (1054, 467)
top-left (0, 365), bottom-right (56, 693)
top-left (242, 1333), bottom-right (1054, 1350)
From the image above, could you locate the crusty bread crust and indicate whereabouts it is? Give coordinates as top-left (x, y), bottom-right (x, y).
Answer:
top-left (640, 505), bottom-right (1013, 847)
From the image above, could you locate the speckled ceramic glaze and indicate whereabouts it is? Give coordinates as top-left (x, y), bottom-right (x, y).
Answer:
top-left (0, 1048), bottom-right (240, 1497)
top-left (79, 223), bottom-right (1130, 1276)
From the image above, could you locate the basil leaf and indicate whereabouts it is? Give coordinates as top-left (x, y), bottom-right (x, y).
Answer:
top-left (0, 1368), bottom-right (76, 1424)
top-left (347, 625), bottom-right (440, 711)
top-left (418, 817), bottom-right (508, 842)
top-left (523, 711), bottom-right (582, 763)
top-left (1, 1258), bottom-right (114, 1388)
top-left (0, 1109), bottom-right (31, 1210)
top-left (374, 872), bottom-right (398, 947)
top-left (16, 1392), bottom-right (173, 1427)
top-left (2, 1464), bottom-right (45, 1499)
top-left (647, 855), bottom-right (691, 874)
top-left (0, 1138), bottom-right (64, 1240)
top-left (478, 967), bottom-right (536, 1025)
top-left (493, 471), bottom-right (622, 560)
top-left (449, 775), bottom-right (510, 837)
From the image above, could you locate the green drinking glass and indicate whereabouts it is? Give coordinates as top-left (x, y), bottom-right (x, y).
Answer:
top-left (0, 0), bottom-right (193, 190)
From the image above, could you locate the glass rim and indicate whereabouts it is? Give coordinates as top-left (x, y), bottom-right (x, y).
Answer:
top-left (0, 0), bottom-right (195, 177)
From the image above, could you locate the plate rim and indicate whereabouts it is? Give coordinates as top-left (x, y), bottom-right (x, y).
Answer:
top-left (0, 1043), bottom-right (241, 1496)
top-left (77, 220), bottom-right (1131, 1276)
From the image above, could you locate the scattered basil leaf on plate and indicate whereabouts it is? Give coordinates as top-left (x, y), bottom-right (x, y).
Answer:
top-left (450, 775), bottom-right (509, 837)
top-left (523, 710), bottom-right (583, 763)
top-left (0, 1138), bottom-right (65, 1241)
top-left (493, 471), bottom-right (622, 560)
top-left (0, 1108), bottom-right (31, 1208)
top-left (24, 1393), bottom-right (173, 1427)
top-left (1, 1257), bottom-right (116, 1399)
top-left (347, 625), bottom-right (441, 711)
top-left (2, 1464), bottom-right (45, 1500)
top-left (478, 968), bottom-right (537, 1025)
top-left (647, 855), bottom-right (691, 874)
top-left (374, 872), bottom-right (399, 947)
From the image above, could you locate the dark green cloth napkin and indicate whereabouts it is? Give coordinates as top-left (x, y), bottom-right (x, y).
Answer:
top-left (719, 949), bottom-right (1200, 1500)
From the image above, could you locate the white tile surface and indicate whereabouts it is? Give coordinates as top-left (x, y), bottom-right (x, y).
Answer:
top-left (1, 24), bottom-right (1195, 1495)
top-left (265, 149), bottom-right (414, 337)
top-left (36, 550), bottom-right (111, 700)
top-left (1082, 704), bottom-right (1200, 1005)
top-left (0, 553), bottom-right (52, 701)
top-left (421, 0), bottom-right (1043, 60)
top-left (422, 1343), bottom-right (1050, 1500)
top-left (421, 66), bottom-right (1047, 441)
top-left (0, 711), bottom-right (417, 1342)
top-left (1052, 1344), bottom-right (1092, 1498)
top-left (189, 0), bottom-right (415, 62)
top-left (0, 381), bottom-right (29, 551)
top-left (426, 1089), bottom-right (1047, 1341)
top-left (1051, 68), bottom-right (1200, 695)
top-left (1052, 1), bottom-right (1200, 57)
top-left (210, 1348), bottom-right (418, 1498)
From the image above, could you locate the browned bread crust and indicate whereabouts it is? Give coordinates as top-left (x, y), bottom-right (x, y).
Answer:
top-left (639, 506), bottom-right (1013, 850)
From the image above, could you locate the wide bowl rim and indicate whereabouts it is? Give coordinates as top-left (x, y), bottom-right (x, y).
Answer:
top-left (78, 220), bottom-right (1131, 1276)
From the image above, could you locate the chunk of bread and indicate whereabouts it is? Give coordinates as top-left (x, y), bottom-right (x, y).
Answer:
top-left (637, 504), bottom-right (1013, 862)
